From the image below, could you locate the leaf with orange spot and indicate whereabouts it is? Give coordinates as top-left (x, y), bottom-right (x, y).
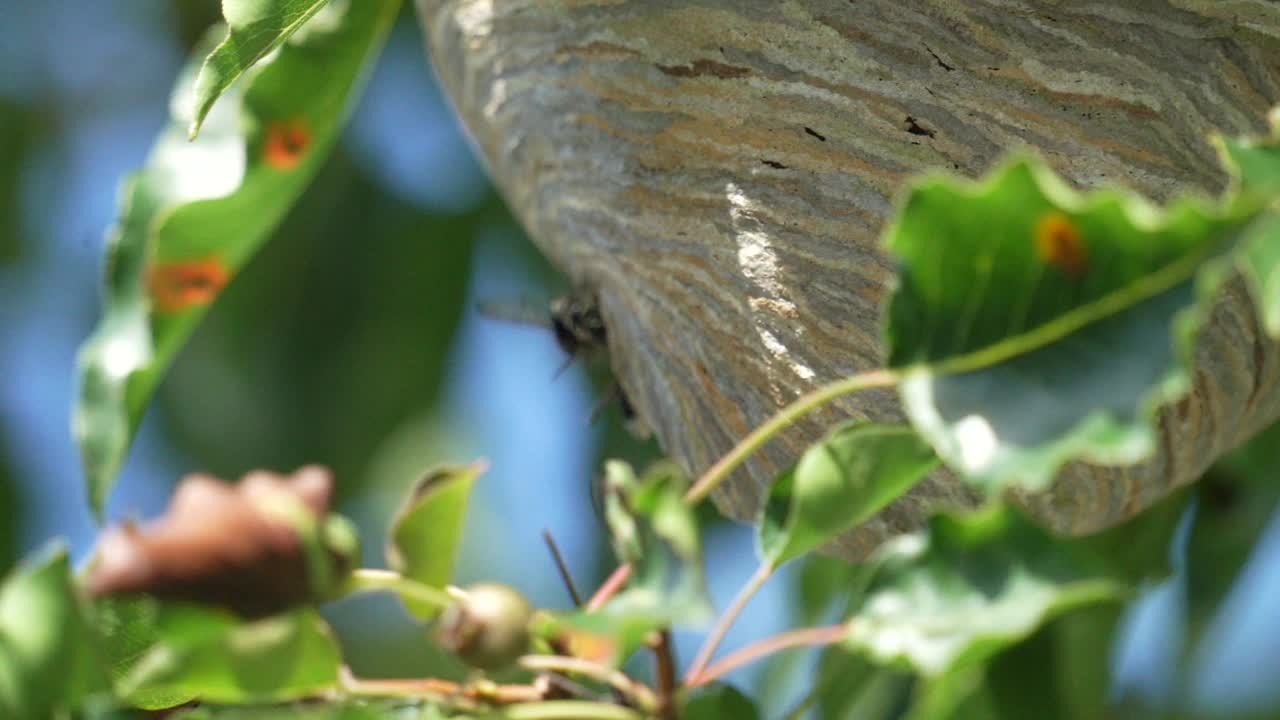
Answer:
top-left (148, 257), bottom-right (231, 312)
top-left (262, 118), bottom-right (313, 171)
top-left (1035, 212), bottom-right (1089, 277)
top-left (76, 0), bottom-right (400, 517)
top-left (884, 154), bottom-right (1265, 493)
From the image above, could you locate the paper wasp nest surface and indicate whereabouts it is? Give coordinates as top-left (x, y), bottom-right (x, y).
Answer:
top-left (418, 0), bottom-right (1280, 558)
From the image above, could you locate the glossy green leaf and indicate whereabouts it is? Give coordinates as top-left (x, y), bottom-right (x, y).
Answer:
top-left (683, 684), bottom-right (761, 720)
top-left (566, 461), bottom-right (711, 666)
top-left (75, 0), bottom-right (400, 517)
top-left (885, 154), bottom-right (1257, 493)
top-left (119, 603), bottom-right (342, 705)
top-left (843, 505), bottom-right (1126, 678)
top-left (190, 0), bottom-right (332, 138)
top-left (386, 462), bottom-right (484, 619)
top-left (758, 422), bottom-right (938, 569)
top-left (0, 547), bottom-right (111, 717)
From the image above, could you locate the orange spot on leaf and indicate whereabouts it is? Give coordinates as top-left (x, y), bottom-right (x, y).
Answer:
top-left (563, 629), bottom-right (617, 663)
top-left (1035, 212), bottom-right (1089, 277)
top-left (149, 257), bottom-right (230, 312)
top-left (263, 118), bottom-right (312, 170)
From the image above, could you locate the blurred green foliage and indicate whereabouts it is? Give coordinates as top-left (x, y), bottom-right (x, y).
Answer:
top-left (159, 148), bottom-right (482, 496)
top-left (0, 100), bottom-right (38, 265)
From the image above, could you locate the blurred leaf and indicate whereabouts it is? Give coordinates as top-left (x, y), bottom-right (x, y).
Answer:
top-left (120, 603), bottom-right (342, 705)
top-left (190, 0), bottom-right (332, 138)
top-left (1238, 212), bottom-right (1280, 336)
top-left (175, 701), bottom-right (449, 719)
top-left (981, 604), bottom-right (1120, 720)
top-left (96, 596), bottom-right (196, 710)
top-left (797, 555), bottom-right (869, 628)
top-left (1073, 485), bottom-right (1193, 584)
top-left (161, 152), bottom-right (481, 497)
top-left (1187, 419), bottom-right (1280, 633)
top-left (386, 463), bottom-right (484, 619)
top-left (1217, 108), bottom-right (1280, 343)
top-left (904, 664), bottom-right (993, 720)
top-left (683, 683), bottom-right (761, 720)
top-left (0, 101), bottom-right (39, 265)
top-left (810, 647), bottom-right (912, 720)
top-left (843, 505), bottom-right (1127, 678)
top-left (886, 155), bottom-right (1258, 493)
top-left (75, 0), bottom-right (400, 517)
top-left (565, 461), bottom-right (711, 666)
top-left (1218, 108), bottom-right (1280, 205)
top-left (0, 434), bottom-right (19, 577)
top-left (0, 547), bottom-right (111, 717)
top-left (758, 422), bottom-right (938, 569)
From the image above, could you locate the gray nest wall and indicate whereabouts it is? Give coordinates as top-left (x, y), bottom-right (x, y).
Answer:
top-left (417, 0), bottom-right (1280, 558)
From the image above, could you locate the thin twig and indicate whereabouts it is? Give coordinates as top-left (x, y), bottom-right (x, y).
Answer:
top-left (684, 562), bottom-right (774, 684)
top-left (586, 563), bottom-right (632, 611)
top-left (652, 630), bottom-right (678, 720)
top-left (687, 625), bottom-right (845, 688)
top-left (684, 369), bottom-right (900, 505)
top-left (519, 654), bottom-right (659, 712)
top-left (543, 529), bottom-right (584, 607)
top-left (338, 666), bottom-right (542, 704)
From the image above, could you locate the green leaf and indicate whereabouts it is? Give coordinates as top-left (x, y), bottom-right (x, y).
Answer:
top-left (609, 461), bottom-right (710, 624)
top-left (175, 701), bottom-right (447, 719)
top-left (903, 664), bottom-right (993, 720)
top-left (758, 422), bottom-right (938, 569)
top-left (1218, 109), bottom-right (1280, 337)
top-left (843, 505), bottom-right (1126, 678)
top-left (981, 604), bottom-right (1121, 720)
top-left (809, 647), bottom-right (912, 720)
top-left (1187, 419), bottom-right (1280, 632)
top-left (565, 461), bottom-right (711, 666)
top-left (189, 0), bottom-right (332, 139)
top-left (119, 603), bottom-right (342, 705)
top-left (0, 547), bottom-right (111, 717)
top-left (884, 155), bottom-right (1257, 492)
top-left (1218, 107), bottom-right (1280, 206)
top-left (385, 463), bottom-right (484, 619)
top-left (96, 596), bottom-right (196, 710)
top-left (75, 0), bottom-right (400, 517)
top-left (796, 554), bottom-right (870, 627)
top-left (683, 684), bottom-right (761, 720)
top-left (1238, 211), bottom-right (1280, 337)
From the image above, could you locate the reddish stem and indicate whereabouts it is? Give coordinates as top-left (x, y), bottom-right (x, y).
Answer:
top-left (586, 563), bottom-right (633, 611)
top-left (686, 625), bottom-right (845, 688)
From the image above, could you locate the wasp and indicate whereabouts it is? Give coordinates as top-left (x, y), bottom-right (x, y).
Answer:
top-left (478, 290), bottom-right (644, 431)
